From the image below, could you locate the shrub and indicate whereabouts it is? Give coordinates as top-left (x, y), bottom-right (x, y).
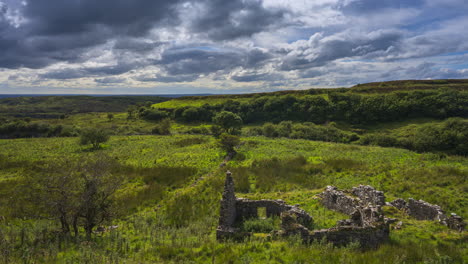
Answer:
top-left (358, 134), bottom-right (398, 147)
top-left (210, 125), bottom-right (223, 137)
top-left (79, 128), bottom-right (110, 149)
top-left (141, 109), bottom-right (169, 121)
top-left (218, 133), bottom-right (241, 153)
top-left (262, 122), bottom-right (277, 137)
top-left (152, 119), bottom-right (171, 135)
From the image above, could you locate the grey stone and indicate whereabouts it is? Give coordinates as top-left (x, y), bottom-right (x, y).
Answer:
top-left (407, 198), bottom-right (446, 221)
top-left (389, 198), bottom-right (407, 210)
top-left (319, 186), bottom-right (360, 215)
top-left (352, 185), bottom-right (386, 206)
top-left (446, 214), bottom-right (466, 232)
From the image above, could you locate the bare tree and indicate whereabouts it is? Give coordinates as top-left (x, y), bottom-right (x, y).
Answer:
top-left (25, 154), bottom-right (124, 239)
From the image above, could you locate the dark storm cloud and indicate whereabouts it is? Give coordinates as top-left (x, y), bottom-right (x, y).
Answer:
top-left (190, 0), bottom-right (288, 40)
top-left (1, 0), bottom-right (468, 91)
top-left (40, 68), bottom-right (87, 80)
top-left (0, 0), bottom-right (181, 69)
top-left (113, 38), bottom-right (165, 52)
top-left (23, 0), bottom-right (181, 36)
top-left (41, 63), bottom-right (138, 80)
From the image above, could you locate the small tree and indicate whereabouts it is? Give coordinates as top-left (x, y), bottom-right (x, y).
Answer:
top-left (213, 111), bottom-right (243, 134)
top-left (218, 133), bottom-right (241, 153)
top-left (80, 128), bottom-right (110, 149)
top-left (107, 113), bottom-right (114, 121)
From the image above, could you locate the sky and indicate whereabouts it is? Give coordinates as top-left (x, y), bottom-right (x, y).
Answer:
top-left (0, 0), bottom-right (468, 94)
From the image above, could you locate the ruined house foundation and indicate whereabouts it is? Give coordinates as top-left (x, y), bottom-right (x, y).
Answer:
top-left (217, 171), bottom-right (466, 248)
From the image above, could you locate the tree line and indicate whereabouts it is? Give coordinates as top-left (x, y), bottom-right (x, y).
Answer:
top-left (169, 89), bottom-right (467, 124)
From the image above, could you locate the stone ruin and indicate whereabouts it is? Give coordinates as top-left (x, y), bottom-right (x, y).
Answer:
top-left (217, 171), bottom-right (466, 248)
top-left (217, 172), bottom-right (389, 248)
top-left (216, 171), bottom-right (313, 241)
top-left (388, 198), bottom-right (466, 232)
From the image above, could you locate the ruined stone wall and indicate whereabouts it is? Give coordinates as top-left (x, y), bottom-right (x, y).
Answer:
top-left (217, 171), bottom-right (313, 240)
top-left (407, 198), bottom-right (446, 221)
top-left (308, 224), bottom-right (390, 248)
top-left (351, 185), bottom-right (385, 206)
top-left (218, 171), bottom-right (237, 228)
top-left (386, 198), bottom-right (466, 231)
top-left (319, 186), bottom-right (359, 215)
top-left (235, 199), bottom-right (288, 220)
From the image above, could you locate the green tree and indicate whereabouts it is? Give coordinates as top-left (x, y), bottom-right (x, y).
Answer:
top-left (213, 111), bottom-right (243, 134)
top-left (107, 113), bottom-right (114, 121)
top-left (80, 128), bottom-right (110, 149)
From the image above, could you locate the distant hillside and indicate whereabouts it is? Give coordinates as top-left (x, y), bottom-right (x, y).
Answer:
top-left (0, 95), bottom-right (169, 118)
top-left (154, 79), bottom-right (468, 109)
top-left (351, 79), bottom-right (468, 93)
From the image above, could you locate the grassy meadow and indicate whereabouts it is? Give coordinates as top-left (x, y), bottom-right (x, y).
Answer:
top-left (0, 134), bottom-right (467, 263)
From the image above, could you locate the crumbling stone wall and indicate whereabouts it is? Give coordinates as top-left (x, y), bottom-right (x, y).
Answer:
top-left (216, 171), bottom-right (313, 240)
top-left (386, 197), bottom-right (466, 231)
top-left (446, 214), bottom-right (466, 232)
top-left (218, 171), bottom-right (236, 227)
top-left (388, 198), bottom-right (407, 210)
top-left (351, 185), bottom-right (385, 206)
top-left (319, 186), bottom-right (359, 215)
top-left (277, 202), bottom-right (390, 248)
top-left (308, 224), bottom-right (390, 248)
top-left (235, 198), bottom-right (312, 226)
top-left (217, 173), bottom-right (464, 248)
top-left (407, 198), bottom-right (446, 221)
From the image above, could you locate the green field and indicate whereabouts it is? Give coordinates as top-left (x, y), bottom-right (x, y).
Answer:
top-left (0, 135), bottom-right (467, 263)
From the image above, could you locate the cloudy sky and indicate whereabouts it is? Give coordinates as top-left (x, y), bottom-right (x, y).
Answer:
top-left (0, 0), bottom-right (468, 94)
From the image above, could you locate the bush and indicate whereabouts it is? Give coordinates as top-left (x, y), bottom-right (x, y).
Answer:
top-left (140, 109), bottom-right (169, 121)
top-left (79, 128), bottom-right (110, 149)
top-left (255, 122), bottom-right (358, 143)
top-left (210, 125), bottom-right (223, 137)
top-left (218, 133), bottom-right (241, 153)
top-left (0, 120), bottom-right (73, 139)
top-left (152, 119), bottom-right (171, 135)
top-left (358, 134), bottom-right (398, 147)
